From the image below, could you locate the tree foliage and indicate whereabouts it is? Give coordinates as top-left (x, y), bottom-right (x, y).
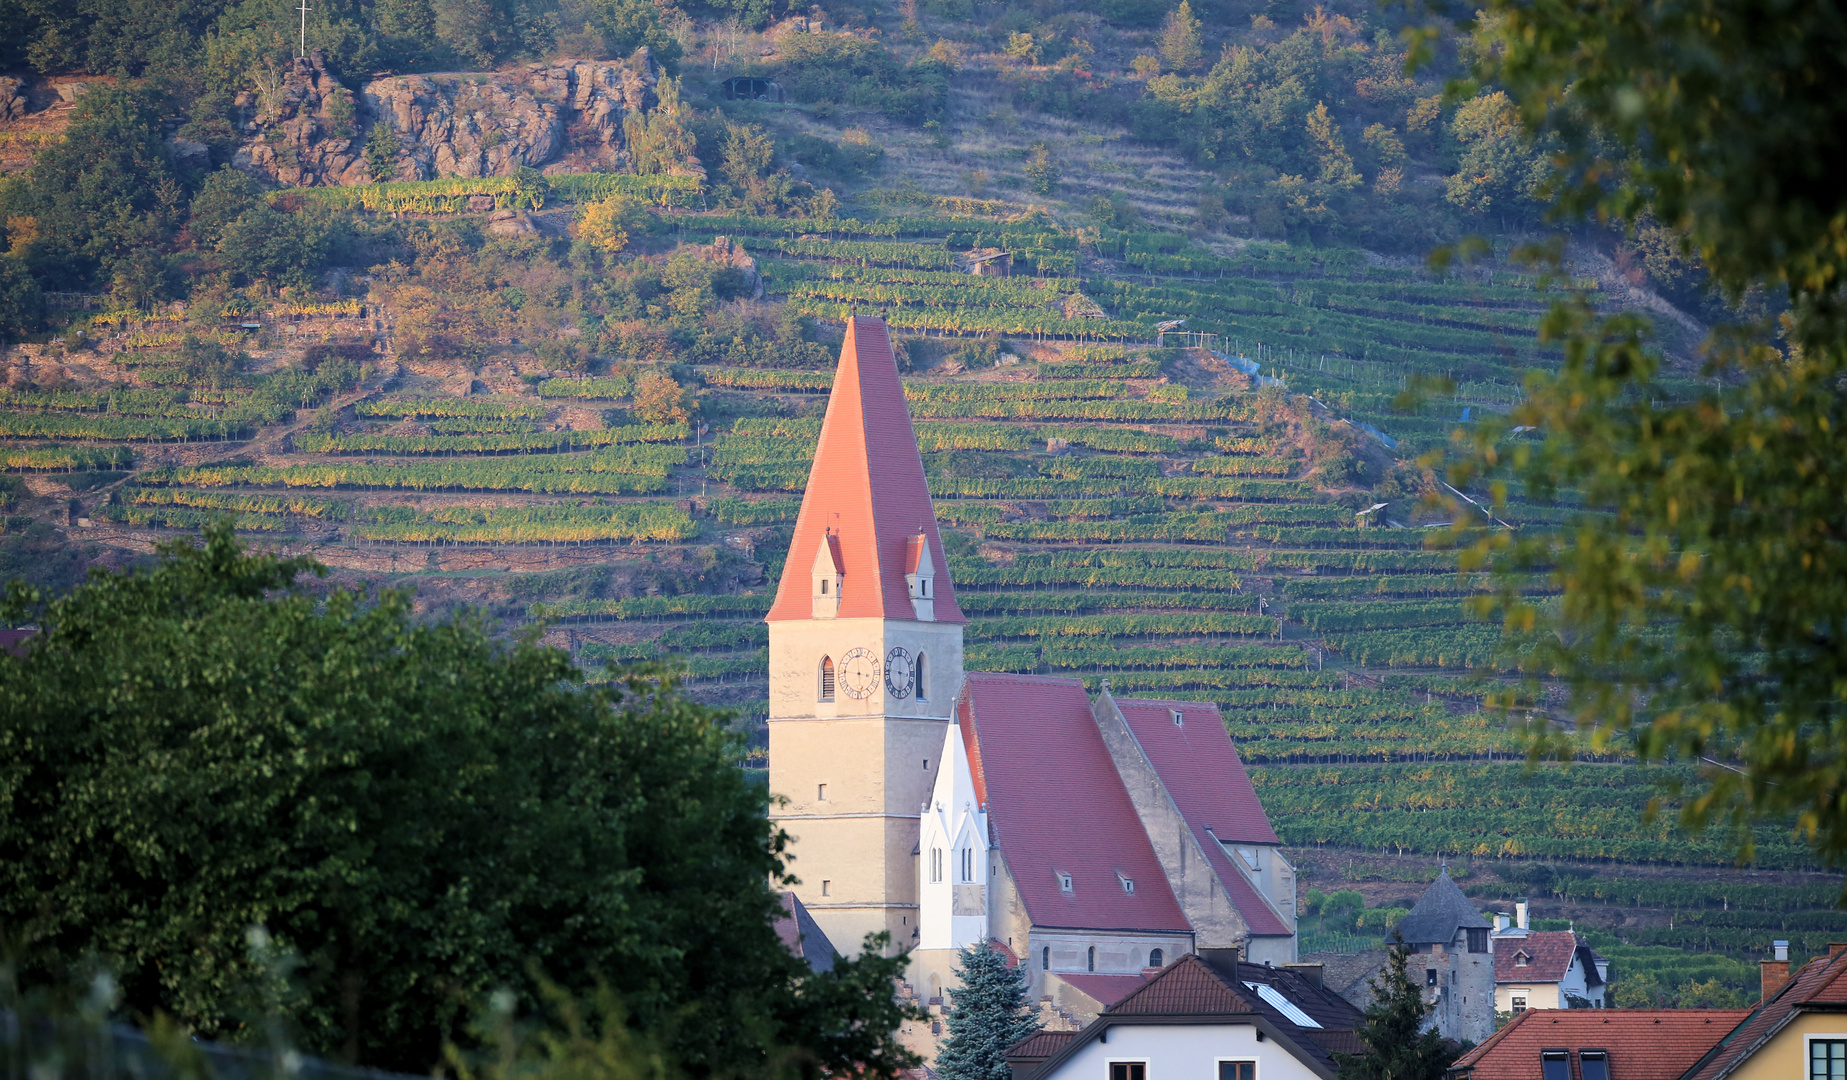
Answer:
top-left (934, 943), bottom-right (1040, 1080)
top-left (1452, 0), bottom-right (1847, 890)
top-left (0, 525), bottom-right (920, 1079)
top-left (1333, 941), bottom-right (1455, 1080)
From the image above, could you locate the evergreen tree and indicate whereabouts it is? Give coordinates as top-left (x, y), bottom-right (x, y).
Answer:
top-left (1159, 1), bottom-right (1203, 72)
top-left (1333, 939), bottom-right (1456, 1080)
top-left (935, 943), bottom-right (1040, 1080)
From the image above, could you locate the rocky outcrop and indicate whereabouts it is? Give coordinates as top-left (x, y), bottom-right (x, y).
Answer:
top-left (232, 52), bottom-right (370, 187)
top-left (232, 51), bottom-right (663, 187)
top-left (704, 236), bottom-right (765, 299)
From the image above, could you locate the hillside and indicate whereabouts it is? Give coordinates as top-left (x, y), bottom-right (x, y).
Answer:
top-left (0, 0), bottom-right (1837, 1005)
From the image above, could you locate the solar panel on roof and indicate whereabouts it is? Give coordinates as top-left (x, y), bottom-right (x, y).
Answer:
top-left (1243, 982), bottom-right (1321, 1029)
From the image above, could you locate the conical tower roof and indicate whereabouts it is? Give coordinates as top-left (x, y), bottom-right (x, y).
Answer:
top-left (765, 316), bottom-right (964, 624)
top-left (1395, 869), bottom-right (1491, 945)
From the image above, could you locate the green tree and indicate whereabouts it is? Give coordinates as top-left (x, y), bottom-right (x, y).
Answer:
top-left (934, 943), bottom-right (1040, 1080)
top-left (1441, 91), bottom-right (1549, 218)
top-left (215, 203), bottom-right (323, 291)
top-left (365, 122), bottom-right (399, 182)
top-left (1, 83), bottom-right (176, 290)
top-left (585, 0), bottom-right (684, 65)
top-left (1611, 971), bottom-right (1667, 1009)
top-left (172, 333), bottom-right (248, 387)
top-left (1306, 102), bottom-right (1362, 192)
top-left (1333, 941), bottom-right (1456, 1080)
top-left (188, 168), bottom-right (264, 248)
top-left (632, 368), bottom-right (692, 424)
top-left (1159, 0), bottom-right (1203, 72)
top-left (1451, 0), bottom-right (1847, 889)
top-left (0, 254), bottom-right (43, 340)
top-left (0, 525), bottom-right (921, 1079)
top-left (1024, 143), bottom-right (1059, 195)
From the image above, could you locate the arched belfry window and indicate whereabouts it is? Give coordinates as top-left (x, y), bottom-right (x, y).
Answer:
top-left (915, 653), bottom-right (928, 701)
top-left (1087, 946), bottom-right (1096, 972)
top-left (1149, 948), bottom-right (1164, 968)
top-left (819, 656), bottom-right (835, 702)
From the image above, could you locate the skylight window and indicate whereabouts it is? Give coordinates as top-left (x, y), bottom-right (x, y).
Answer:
top-left (1539, 1051), bottom-right (1570, 1080)
top-left (1171, 708), bottom-right (1183, 726)
top-left (1118, 873), bottom-right (1135, 894)
top-left (1056, 871), bottom-right (1073, 893)
top-left (1243, 982), bottom-right (1322, 1029)
top-left (1578, 1051), bottom-right (1610, 1080)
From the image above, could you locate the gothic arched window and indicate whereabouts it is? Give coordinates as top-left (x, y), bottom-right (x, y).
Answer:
top-left (915, 652), bottom-right (928, 700)
top-left (1149, 948), bottom-right (1164, 967)
top-left (819, 656), bottom-right (835, 701)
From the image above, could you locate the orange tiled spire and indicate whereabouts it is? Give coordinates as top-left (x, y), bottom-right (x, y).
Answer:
top-left (765, 316), bottom-right (964, 624)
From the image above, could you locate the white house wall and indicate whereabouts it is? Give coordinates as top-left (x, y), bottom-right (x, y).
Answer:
top-left (1042, 1023), bottom-right (1325, 1080)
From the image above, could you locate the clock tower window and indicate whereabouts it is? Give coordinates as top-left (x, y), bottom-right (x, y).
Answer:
top-left (915, 652), bottom-right (928, 700)
top-left (818, 656), bottom-right (835, 702)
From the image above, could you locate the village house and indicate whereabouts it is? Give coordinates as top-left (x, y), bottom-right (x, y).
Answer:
top-left (1492, 924), bottom-right (1609, 1013)
top-left (1006, 950), bottom-right (1366, 1080)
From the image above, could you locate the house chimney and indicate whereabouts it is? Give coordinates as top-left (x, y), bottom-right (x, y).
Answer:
top-left (1762, 941), bottom-right (1792, 1002)
top-left (1494, 914), bottom-right (1510, 933)
top-left (1198, 947), bottom-right (1241, 978)
top-left (1516, 899), bottom-right (1529, 930)
top-left (1283, 962), bottom-right (1324, 987)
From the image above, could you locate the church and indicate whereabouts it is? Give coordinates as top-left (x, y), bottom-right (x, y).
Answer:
top-left (765, 317), bottom-right (1299, 1023)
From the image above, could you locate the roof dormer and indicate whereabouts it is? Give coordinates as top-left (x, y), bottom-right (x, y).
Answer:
top-left (812, 533), bottom-right (844, 618)
top-left (904, 533), bottom-right (936, 621)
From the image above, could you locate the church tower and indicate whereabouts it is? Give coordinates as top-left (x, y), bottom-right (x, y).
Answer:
top-left (766, 316), bottom-right (966, 958)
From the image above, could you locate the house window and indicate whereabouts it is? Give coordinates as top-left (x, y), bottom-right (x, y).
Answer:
top-left (1171, 708), bottom-right (1183, 726)
top-left (1515, 951), bottom-right (1531, 967)
top-left (1109, 1065), bottom-right (1145, 1080)
top-left (1511, 994), bottom-right (1528, 1013)
top-left (1540, 1051), bottom-right (1570, 1080)
top-left (1042, 947), bottom-right (1050, 970)
top-left (1219, 1065), bottom-right (1255, 1080)
top-left (1057, 871), bottom-right (1073, 893)
top-left (930, 848), bottom-right (943, 883)
top-left (961, 847), bottom-right (973, 882)
top-left (1579, 1050), bottom-right (1611, 1080)
top-left (1149, 949), bottom-right (1163, 967)
top-left (915, 653), bottom-right (928, 700)
top-left (821, 880), bottom-right (831, 897)
top-left (819, 656), bottom-right (835, 701)
top-left (820, 578), bottom-right (828, 594)
top-left (1087, 946), bottom-right (1096, 972)
top-left (1119, 874), bottom-right (1135, 895)
top-left (1426, 969), bottom-right (1438, 987)
top-left (1814, 1040), bottom-right (1847, 1080)
top-left (1467, 928), bottom-right (1489, 953)
top-left (817, 784), bottom-right (828, 801)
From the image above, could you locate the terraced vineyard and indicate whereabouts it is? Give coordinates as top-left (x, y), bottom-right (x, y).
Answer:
top-left (3, 196), bottom-right (1836, 907)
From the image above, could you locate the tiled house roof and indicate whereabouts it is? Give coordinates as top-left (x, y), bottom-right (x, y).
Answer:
top-left (1397, 871), bottom-right (1491, 945)
top-left (959, 673), bottom-right (1189, 932)
top-left (1014, 954), bottom-right (1366, 1080)
top-left (1448, 1009), bottom-right (1751, 1080)
top-left (1494, 931), bottom-right (1586, 984)
top-left (1681, 944), bottom-right (1847, 1080)
top-left (765, 316), bottom-right (964, 624)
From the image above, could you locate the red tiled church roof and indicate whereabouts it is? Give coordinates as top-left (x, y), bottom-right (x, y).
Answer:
top-left (1110, 698), bottom-right (1289, 936)
top-left (766, 316), bottom-right (964, 624)
top-left (960, 672), bottom-right (1189, 932)
top-left (1450, 1009), bottom-right (1750, 1080)
top-left (1113, 699), bottom-right (1279, 845)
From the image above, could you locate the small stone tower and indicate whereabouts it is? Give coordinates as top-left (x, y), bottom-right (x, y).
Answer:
top-left (1394, 870), bottom-right (1496, 1045)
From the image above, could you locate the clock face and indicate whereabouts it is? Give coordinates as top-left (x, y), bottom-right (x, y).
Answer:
top-left (839, 647), bottom-right (882, 700)
top-left (885, 646), bottom-right (915, 699)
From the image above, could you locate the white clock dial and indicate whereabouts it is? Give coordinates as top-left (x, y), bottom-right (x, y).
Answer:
top-left (885, 647), bottom-right (914, 699)
top-left (839, 647), bottom-right (882, 700)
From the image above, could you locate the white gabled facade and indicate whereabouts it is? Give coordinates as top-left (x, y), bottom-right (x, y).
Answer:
top-left (919, 722), bottom-right (988, 951)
